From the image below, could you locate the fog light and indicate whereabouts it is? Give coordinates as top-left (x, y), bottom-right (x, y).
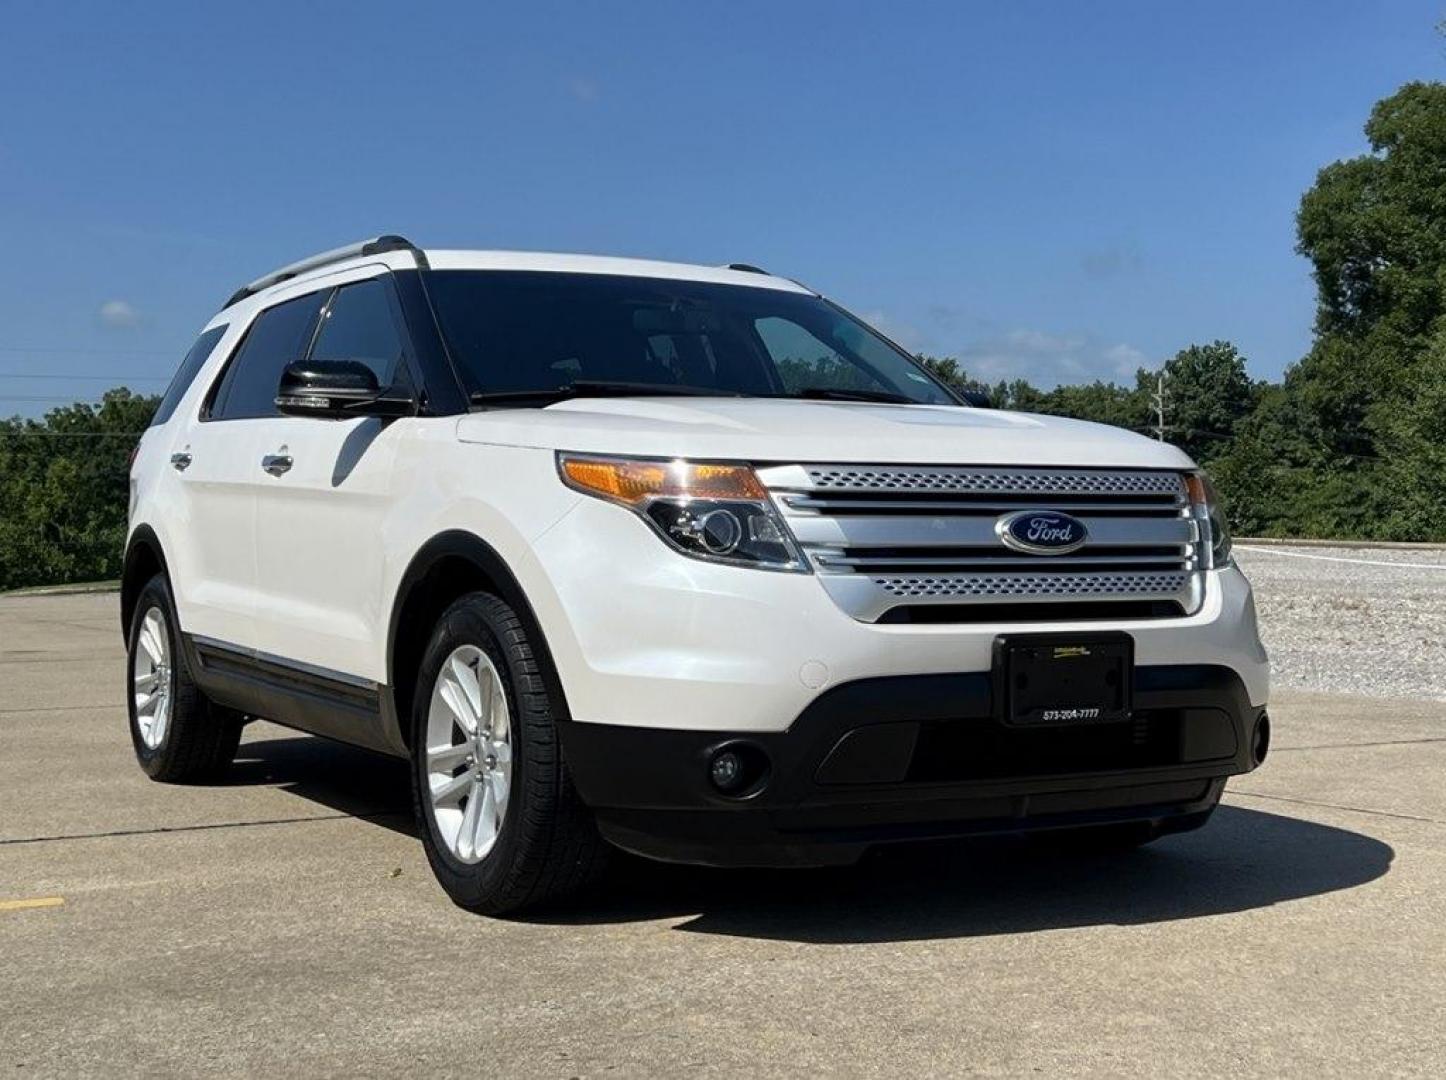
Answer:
top-left (710, 749), bottom-right (744, 792)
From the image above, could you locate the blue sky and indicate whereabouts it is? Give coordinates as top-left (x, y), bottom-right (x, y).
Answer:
top-left (1, 0), bottom-right (1442, 415)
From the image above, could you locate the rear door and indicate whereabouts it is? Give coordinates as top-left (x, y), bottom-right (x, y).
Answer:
top-left (248, 271), bottom-right (417, 683)
top-left (165, 292), bottom-right (326, 648)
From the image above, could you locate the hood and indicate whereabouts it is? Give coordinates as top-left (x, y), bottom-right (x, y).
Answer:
top-left (454, 397), bottom-right (1197, 470)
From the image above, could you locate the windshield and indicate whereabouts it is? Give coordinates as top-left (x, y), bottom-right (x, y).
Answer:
top-left (422, 270), bottom-right (958, 406)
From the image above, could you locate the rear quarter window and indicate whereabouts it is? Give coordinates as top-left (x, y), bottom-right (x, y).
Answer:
top-left (150, 325), bottom-right (228, 427)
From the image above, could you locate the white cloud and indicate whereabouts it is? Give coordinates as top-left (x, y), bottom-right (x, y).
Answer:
top-left (568, 77), bottom-right (599, 103)
top-left (859, 310), bottom-right (923, 351)
top-left (957, 329), bottom-right (1152, 388)
top-left (1102, 342), bottom-right (1149, 376)
top-left (852, 307), bottom-right (1152, 388)
top-left (98, 299), bottom-right (140, 329)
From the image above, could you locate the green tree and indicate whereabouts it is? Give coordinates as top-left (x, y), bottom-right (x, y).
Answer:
top-left (1039, 379), bottom-right (1149, 431)
top-left (990, 378), bottom-right (1049, 413)
top-left (916, 354), bottom-right (992, 398)
top-left (1153, 341), bottom-right (1259, 463)
top-left (1379, 332), bottom-right (1446, 538)
top-left (1293, 81), bottom-right (1446, 465)
top-left (0, 388), bottom-right (158, 591)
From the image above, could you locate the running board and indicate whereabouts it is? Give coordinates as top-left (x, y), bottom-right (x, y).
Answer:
top-left (184, 634), bottom-right (400, 756)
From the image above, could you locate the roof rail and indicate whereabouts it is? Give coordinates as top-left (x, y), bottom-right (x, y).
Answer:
top-left (724, 262), bottom-right (770, 275)
top-left (221, 235), bottom-right (426, 310)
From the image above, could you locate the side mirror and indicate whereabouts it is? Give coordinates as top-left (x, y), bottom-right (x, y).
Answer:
top-left (960, 388), bottom-right (992, 408)
top-left (275, 360), bottom-right (417, 419)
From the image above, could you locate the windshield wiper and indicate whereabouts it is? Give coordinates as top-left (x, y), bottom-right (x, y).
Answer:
top-left (467, 388), bottom-right (573, 405)
top-left (793, 386), bottom-right (916, 404)
top-left (469, 381), bottom-right (743, 408)
top-left (568, 380), bottom-right (743, 398)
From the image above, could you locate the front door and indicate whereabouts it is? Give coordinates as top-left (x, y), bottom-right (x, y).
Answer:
top-left (249, 273), bottom-right (416, 683)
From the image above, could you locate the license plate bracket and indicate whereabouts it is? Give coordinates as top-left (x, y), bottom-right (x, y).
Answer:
top-left (994, 632), bottom-right (1134, 726)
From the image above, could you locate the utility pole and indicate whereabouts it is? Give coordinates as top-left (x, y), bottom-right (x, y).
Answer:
top-left (1151, 370), bottom-right (1168, 442)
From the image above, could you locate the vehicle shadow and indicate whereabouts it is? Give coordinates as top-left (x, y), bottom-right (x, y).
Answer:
top-left (573, 807), bottom-right (1394, 943)
top-left (229, 733), bottom-right (1393, 945)
top-left (330, 418), bottom-right (386, 487)
top-left (226, 733), bottom-right (414, 833)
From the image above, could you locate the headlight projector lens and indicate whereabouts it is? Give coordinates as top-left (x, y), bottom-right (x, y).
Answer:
top-left (696, 509), bottom-right (744, 554)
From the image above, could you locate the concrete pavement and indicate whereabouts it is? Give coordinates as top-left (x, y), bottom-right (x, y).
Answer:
top-left (1, 592), bottom-right (1443, 1077)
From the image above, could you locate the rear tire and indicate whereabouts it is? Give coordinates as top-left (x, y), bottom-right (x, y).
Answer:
top-left (126, 573), bottom-right (243, 782)
top-left (410, 592), bottom-right (608, 915)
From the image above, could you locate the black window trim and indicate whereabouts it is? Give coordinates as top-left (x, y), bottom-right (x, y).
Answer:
top-left (199, 271), bottom-right (427, 423)
top-left (152, 323), bottom-right (229, 428)
top-left (201, 287), bottom-right (328, 423)
top-left (394, 268), bottom-right (469, 415)
top-left (308, 274), bottom-right (425, 404)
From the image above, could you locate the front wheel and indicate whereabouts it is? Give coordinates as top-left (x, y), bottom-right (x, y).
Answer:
top-left (410, 592), bottom-right (608, 915)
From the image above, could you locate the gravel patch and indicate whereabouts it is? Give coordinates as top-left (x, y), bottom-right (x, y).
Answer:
top-left (1234, 544), bottom-right (1446, 701)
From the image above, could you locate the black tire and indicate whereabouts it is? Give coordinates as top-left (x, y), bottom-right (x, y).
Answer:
top-left (126, 573), bottom-right (244, 782)
top-left (410, 592), bottom-right (608, 915)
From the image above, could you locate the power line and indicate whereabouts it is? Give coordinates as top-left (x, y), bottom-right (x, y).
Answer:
top-left (0, 427), bottom-right (142, 433)
top-left (0, 373), bottom-right (166, 382)
top-left (1, 395), bottom-right (144, 404)
top-left (0, 345), bottom-right (167, 355)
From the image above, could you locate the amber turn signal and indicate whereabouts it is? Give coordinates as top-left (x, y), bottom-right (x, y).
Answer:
top-left (559, 455), bottom-right (767, 506)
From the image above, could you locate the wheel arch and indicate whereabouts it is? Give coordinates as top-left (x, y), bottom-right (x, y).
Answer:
top-left (386, 530), bottom-right (571, 750)
top-left (121, 524), bottom-right (170, 634)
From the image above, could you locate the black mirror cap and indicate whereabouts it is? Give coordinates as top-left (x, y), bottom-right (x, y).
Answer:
top-left (275, 359), bottom-right (417, 419)
top-left (960, 388), bottom-right (993, 408)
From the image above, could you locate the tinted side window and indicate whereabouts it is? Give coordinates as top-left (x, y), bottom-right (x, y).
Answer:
top-left (152, 325), bottom-right (227, 427)
top-left (211, 292), bottom-right (326, 420)
top-left (309, 279), bottom-right (407, 386)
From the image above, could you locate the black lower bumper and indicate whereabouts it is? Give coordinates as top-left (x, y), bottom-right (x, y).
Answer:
top-left (557, 665), bottom-right (1266, 867)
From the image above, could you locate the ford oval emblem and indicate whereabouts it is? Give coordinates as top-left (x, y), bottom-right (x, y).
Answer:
top-left (996, 510), bottom-right (1089, 555)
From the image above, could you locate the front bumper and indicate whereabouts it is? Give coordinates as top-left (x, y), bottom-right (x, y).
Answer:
top-left (521, 498), bottom-right (1271, 735)
top-left (558, 664), bottom-right (1266, 867)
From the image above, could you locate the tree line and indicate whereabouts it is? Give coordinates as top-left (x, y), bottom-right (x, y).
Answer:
top-left (922, 81), bottom-right (1446, 543)
top-left (4, 81), bottom-right (1446, 591)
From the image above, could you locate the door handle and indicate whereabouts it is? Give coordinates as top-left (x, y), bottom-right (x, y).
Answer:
top-left (170, 452), bottom-right (192, 472)
top-left (261, 453), bottom-right (293, 476)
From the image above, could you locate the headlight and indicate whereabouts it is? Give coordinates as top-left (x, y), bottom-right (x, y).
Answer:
top-left (557, 453), bottom-right (807, 571)
top-left (1185, 471), bottom-right (1232, 569)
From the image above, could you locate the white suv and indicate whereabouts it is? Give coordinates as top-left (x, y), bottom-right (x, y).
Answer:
top-left (124, 236), bottom-right (1270, 913)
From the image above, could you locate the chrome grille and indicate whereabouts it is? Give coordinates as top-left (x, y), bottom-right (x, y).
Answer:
top-left (872, 571), bottom-right (1192, 600)
top-left (805, 466), bottom-right (1184, 496)
top-left (759, 464), bottom-right (1202, 622)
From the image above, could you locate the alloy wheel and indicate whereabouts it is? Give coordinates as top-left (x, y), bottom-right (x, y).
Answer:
top-left (424, 645), bottom-right (514, 864)
top-left (133, 605), bottom-right (173, 749)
